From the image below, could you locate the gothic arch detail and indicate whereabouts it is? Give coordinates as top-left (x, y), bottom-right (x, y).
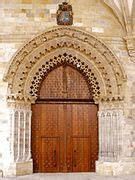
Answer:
top-left (2, 26), bottom-right (131, 177)
top-left (28, 52), bottom-right (101, 101)
top-left (3, 26), bottom-right (126, 103)
top-left (38, 64), bottom-right (93, 100)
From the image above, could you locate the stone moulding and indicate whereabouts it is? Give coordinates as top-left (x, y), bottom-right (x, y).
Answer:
top-left (3, 26), bottom-right (126, 103)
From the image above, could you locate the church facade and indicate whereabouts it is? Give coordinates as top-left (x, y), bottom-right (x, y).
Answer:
top-left (0, 0), bottom-right (135, 177)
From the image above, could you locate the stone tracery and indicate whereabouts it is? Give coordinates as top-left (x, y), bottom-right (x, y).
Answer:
top-left (3, 27), bottom-right (126, 103)
top-left (27, 52), bottom-right (101, 101)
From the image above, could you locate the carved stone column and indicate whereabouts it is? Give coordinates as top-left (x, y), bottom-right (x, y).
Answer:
top-left (96, 100), bottom-right (135, 176)
top-left (98, 109), bottom-right (123, 162)
top-left (3, 97), bottom-right (33, 177)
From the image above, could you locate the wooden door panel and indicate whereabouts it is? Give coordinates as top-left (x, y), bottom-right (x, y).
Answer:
top-left (59, 137), bottom-right (65, 171)
top-left (41, 137), bottom-right (60, 172)
top-left (32, 64), bottom-right (98, 173)
top-left (83, 138), bottom-right (91, 171)
top-left (83, 105), bottom-right (90, 136)
top-left (32, 103), bottom-right (98, 173)
top-left (66, 66), bottom-right (91, 99)
top-left (66, 136), bottom-right (72, 172)
top-left (71, 104), bottom-right (84, 136)
top-left (89, 105), bottom-right (98, 171)
top-left (66, 105), bottom-right (72, 172)
top-left (31, 104), bottom-right (42, 172)
top-left (41, 104), bottom-right (60, 137)
top-left (38, 65), bottom-right (92, 100)
top-left (72, 137), bottom-right (90, 172)
top-left (32, 138), bottom-right (41, 172)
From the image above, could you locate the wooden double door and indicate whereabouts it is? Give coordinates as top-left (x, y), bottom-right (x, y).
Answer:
top-left (32, 103), bottom-right (98, 173)
top-left (31, 64), bottom-right (98, 172)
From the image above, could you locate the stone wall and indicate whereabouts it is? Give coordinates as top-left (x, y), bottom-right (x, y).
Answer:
top-left (0, 0), bottom-right (124, 36)
top-left (0, 0), bottom-right (135, 177)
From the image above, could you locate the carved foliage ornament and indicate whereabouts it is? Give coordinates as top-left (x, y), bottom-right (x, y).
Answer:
top-left (57, 2), bottom-right (73, 25)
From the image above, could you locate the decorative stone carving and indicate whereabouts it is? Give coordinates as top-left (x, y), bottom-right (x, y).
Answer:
top-left (98, 109), bottom-right (124, 162)
top-left (9, 109), bottom-right (32, 163)
top-left (27, 52), bottom-right (101, 101)
top-left (2, 27), bottom-right (128, 176)
top-left (124, 36), bottom-right (135, 62)
top-left (3, 27), bottom-right (126, 102)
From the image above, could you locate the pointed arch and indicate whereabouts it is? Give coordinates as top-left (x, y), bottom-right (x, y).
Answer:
top-left (37, 64), bottom-right (94, 100)
top-left (3, 26), bottom-right (126, 103)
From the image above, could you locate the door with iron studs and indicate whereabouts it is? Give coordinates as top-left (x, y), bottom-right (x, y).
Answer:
top-left (31, 64), bottom-right (98, 172)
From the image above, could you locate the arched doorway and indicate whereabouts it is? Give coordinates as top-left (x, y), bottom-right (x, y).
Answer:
top-left (31, 64), bottom-right (98, 173)
top-left (3, 27), bottom-right (127, 176)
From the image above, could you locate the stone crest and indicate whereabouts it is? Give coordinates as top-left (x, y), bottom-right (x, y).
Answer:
top-left (57, 1), bottom-right (73, 25)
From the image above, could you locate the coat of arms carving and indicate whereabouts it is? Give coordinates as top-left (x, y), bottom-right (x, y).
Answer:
top-left (57, 1), bottom-right (73, 25)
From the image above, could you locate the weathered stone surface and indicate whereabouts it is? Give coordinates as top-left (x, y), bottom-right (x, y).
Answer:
top-left (0, 0), bottom-right (135, 177)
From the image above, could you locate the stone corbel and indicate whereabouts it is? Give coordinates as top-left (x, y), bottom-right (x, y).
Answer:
top-left (124, 36), bottom-right (135, 62)
top-left (6, 94), bottom-right (32, 110)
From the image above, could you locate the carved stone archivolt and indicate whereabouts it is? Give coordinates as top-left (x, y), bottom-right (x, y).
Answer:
top-left (3, 26), bottom-right (126, 103)
top-left (2, 27), bottom-right (130, 177)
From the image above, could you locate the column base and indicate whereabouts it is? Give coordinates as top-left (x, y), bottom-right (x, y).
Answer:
top-left (96, 160), bottom-right (135, 176)
top-left (3, 159), bottom-right (33, 177)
